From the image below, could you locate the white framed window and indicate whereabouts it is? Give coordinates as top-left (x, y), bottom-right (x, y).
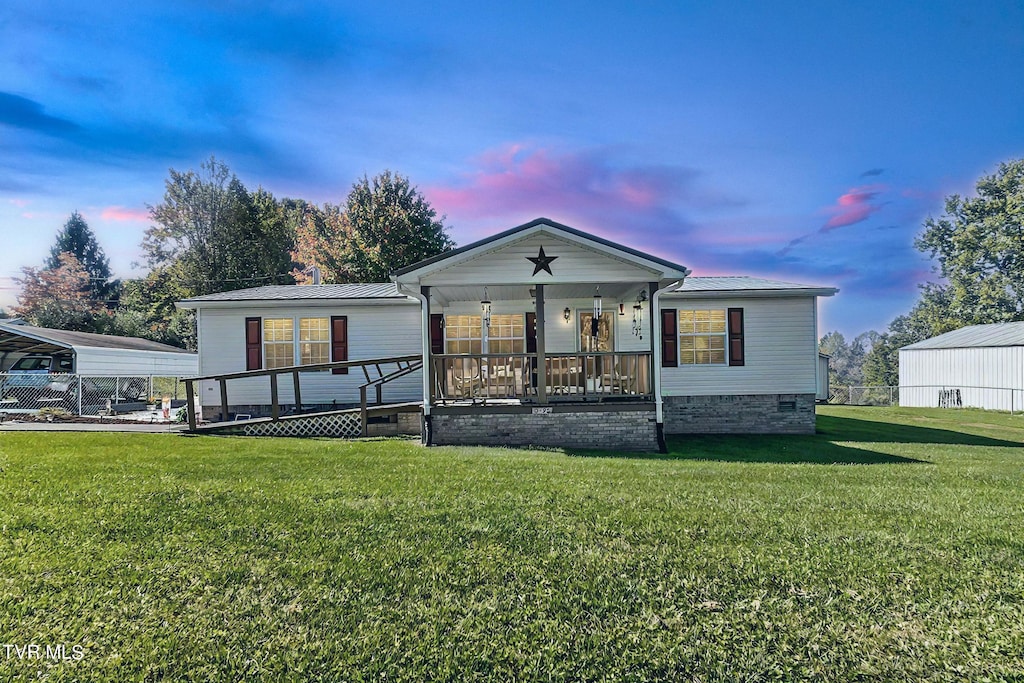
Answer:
top-left (678, 309), bottom-right (726, 365)
top-left (487, 314), bottom-right (525, 354)
top-left (299, 317), bottom-right (330, 365)
top-left (443, 313), bottom-right (525, 354)
top-left (263, 318), bottom-right (295, 369)
top-left (445, 315), bottom-right (482, 354)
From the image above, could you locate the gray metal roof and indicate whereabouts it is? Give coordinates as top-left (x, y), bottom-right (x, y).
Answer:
top-left (670, 276), bottom-right (838, 295)
top-left (902, 322), bottom-right (1024, 350)
top-left (179, 283), bottom-right (411, 304)
top-left (0, 322), bottom-right (194, 354)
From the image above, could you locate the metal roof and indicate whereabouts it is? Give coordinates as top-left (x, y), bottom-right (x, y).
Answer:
top-left (0, 322), bottom-right (194, 354)
top-left (178, 283), bottom-right (411, 304)
top-left (670, 276), bottom-right (838, 296)
top-left (902, 322), bottom-right (1024, 350)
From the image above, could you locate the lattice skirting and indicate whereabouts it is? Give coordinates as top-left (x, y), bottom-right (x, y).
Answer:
top-left (219, 411), bottom-right (363, 438)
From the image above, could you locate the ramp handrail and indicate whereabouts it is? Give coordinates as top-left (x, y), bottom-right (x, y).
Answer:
top-left (184, 355), bottom-right (422, 431)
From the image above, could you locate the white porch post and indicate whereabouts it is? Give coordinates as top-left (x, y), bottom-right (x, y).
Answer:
top-left (535, 283), bottom-right (547, 404)
top-left (421, 285), bottom-right (433, 412)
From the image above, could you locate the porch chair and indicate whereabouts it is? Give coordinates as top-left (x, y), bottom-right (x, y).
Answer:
top-left (451, 358), bottom-right (482, 399)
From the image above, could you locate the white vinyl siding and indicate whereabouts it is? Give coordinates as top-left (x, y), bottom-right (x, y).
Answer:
top-left (418, 233), bottom-right (661, 287)
top-left (196, 303), bottom-right (422, 408)
top-left (660, 296), bottom-right (818, 396)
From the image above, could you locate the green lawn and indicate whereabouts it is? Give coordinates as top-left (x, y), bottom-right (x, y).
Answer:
top-left (1, 406), bottom-right (1022, 681)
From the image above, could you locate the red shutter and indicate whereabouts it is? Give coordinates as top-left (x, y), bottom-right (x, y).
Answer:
top-left (331, 316), bottom-right (348, 375)
top-left (429, 314), bottom-right (444, 355)
top-left (525, 313), bottom-right (537, 354)
top-left (245, 317), bottom-right (262, 371)
top-left (728, 307), bottom-right (745, 366)
top-left (661, 309), bottom-right (678, 367)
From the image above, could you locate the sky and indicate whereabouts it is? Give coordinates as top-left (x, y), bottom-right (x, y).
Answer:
top-left (1, 1), bottom-right (1022, 336)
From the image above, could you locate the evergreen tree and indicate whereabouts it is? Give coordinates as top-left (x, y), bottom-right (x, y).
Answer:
top-left (45, 211), bottom-right (115, 303)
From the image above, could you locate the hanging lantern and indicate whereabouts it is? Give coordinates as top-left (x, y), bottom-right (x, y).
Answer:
top-left (563, 306), bottom-right (571, 323)
top-left (618, 302), bottom-right (625, 316)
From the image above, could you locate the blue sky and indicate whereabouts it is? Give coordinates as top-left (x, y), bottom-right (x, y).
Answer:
top-left (1, 0), bottom-right (1022, 335)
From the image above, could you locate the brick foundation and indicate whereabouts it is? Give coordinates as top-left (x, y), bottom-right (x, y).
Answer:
top-left (663, 394), bottom-right (816, 434)
top-left (429, 404), bottom-right (659, 452)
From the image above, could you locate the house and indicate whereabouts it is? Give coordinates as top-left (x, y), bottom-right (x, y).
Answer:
top-left (900, 322), bottom-right (1024, 412)
top-left (177, 218), bottom-right (837, 451)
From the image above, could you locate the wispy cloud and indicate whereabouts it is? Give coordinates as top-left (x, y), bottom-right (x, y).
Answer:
top-left (101, 206), bottom-right (149, 222)
top-left (425, 143), bottom-right (742, 249)
top-left (823, 184), bottom-right (887, 231)
top-left (0, 92), bottom-right (79, 136)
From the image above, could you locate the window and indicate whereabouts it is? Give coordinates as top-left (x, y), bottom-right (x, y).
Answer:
top-left (487, 314), bottom-right (525, 354)
top-left (678, 309), bottom-right (726, 364)
top-left (250, 316), bottom-right (348, 371)
top-left (445, 315), bottom-right (482, 354)
top-left (299, 317), bottom-right (330, 365)
top-left (263, 318), bottom-right (294, 369)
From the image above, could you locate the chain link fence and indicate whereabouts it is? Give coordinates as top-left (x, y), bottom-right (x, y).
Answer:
top-left (827, 384), bottom-right (1023, 413)
top-left (0, 374), bottom-right (188, 416)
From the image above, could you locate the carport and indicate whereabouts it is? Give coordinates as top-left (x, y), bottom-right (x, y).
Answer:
top-left (0, 321), bottom-right (197, 375)
top-left (0, 321), bottom-right (197, 414)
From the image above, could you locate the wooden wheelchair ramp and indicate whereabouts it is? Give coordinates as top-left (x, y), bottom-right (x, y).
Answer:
top-left (184, 355), bottom-right (423, 438)
top-left (192, 401), bottom-right (422, 438)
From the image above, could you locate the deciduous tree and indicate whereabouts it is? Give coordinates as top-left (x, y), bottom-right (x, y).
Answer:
top-left (915, 158), bottom-right (1024, 323)
top-left (13, 252), bottom-right (102, 331)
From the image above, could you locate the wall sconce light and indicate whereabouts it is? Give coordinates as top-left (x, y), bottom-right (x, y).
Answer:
top-left (563, 306), bottom-right (571, 323)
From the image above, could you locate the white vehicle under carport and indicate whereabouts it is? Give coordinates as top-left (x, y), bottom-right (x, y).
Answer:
top-left (1, 353), bottom-right (149, 411)
top-left (0, 322), bottom-right (197, 414)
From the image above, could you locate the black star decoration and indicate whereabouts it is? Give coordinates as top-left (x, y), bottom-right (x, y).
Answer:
top-left (527, 246), bottom-right (558, 276)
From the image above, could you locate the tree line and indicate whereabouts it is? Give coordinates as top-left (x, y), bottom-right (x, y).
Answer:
top-left (820, 158), bottom-right (1024, 393)
top-left (8, 158), bottom-right (455, 349)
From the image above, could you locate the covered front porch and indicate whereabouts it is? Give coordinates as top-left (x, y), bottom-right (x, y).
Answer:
top-left (393, 218), bottom-right (690, 452)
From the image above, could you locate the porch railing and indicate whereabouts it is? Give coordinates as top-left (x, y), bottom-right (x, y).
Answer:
top-left (431, 352), bottom-right (651, 402)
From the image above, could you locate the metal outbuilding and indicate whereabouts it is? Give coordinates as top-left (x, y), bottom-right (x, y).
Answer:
top-left (899, 322), bottom-right (1024, 412)
top-left (0, 321), bottom-right (198, 376)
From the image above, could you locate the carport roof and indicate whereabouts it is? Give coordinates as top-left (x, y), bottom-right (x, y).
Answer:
top-left (0, 322), bottom-right (193, 355)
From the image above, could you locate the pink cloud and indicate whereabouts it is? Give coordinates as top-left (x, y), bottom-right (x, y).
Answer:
top-left (422, 143), bottom-right (742, 248)
top-left (101, 206), bottom-right (149, 222)
top-left (822, 184), bottom-right (886, 230)
top-left (7, 198), bottom-right (29, 208)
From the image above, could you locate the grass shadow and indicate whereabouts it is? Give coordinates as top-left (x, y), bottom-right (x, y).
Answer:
top-left (816, 414), bottom-right (1022, 447)
top-left (566, 411), bottom-right (1024, 464)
